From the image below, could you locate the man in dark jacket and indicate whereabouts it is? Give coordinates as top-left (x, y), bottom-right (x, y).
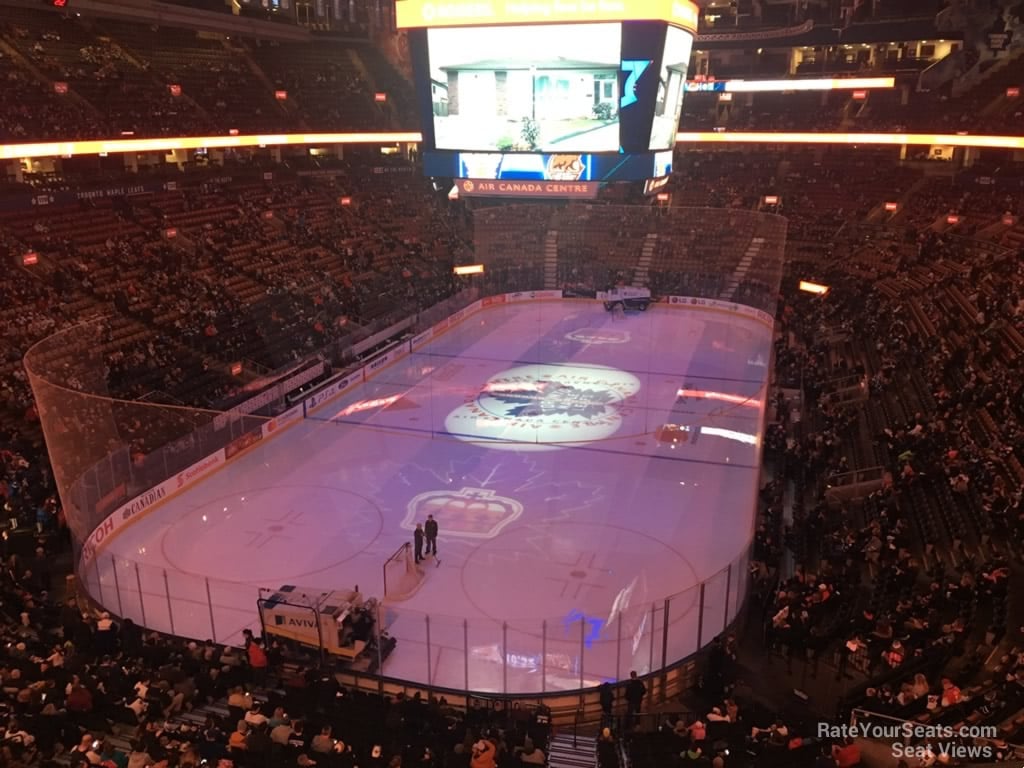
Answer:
top-left (625, 671), bottom-right (646, 719)
top-left (424, 515), bottom-right (439, 558)
top-left (597, 728), bottom-right (618, 768)
top-left (414, 523), bottom-right (425, 564)
top-left (599, 682), bottom-right (614, 726)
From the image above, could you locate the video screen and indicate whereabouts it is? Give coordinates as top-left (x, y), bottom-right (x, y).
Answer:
top-left (427, 23), bottom-right (622, 153)
top-left (459, 152), bottom-right (592, 181)
top-left (423, 149), bottom-right (667, 182)
top-left (648, 25), bottom-right (693, 150)
top-left (652, 149), bottom-right (673, 178)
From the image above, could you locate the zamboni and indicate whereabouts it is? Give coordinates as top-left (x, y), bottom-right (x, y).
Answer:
top-left (258, 585), bottom-right (395, 670)
top-left (597, 286), bottom-right (653, 312)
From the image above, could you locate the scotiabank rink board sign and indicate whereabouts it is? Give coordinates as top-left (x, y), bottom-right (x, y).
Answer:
top-left (81, 448), bottom-right (226, 566)
top-left (173, 450), bottom-right (224, 491)
top-left (457, 179), bottom-right (599, 199)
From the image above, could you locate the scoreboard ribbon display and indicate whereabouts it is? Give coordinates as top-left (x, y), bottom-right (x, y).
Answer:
top-left (422, 149), bottom-right (673, 184)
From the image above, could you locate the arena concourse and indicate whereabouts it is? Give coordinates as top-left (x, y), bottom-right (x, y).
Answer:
top-left (1, 1), bottom-right (1024, 767)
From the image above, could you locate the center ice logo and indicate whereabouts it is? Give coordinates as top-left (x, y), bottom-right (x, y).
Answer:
top-left (479, 379), bottom-right (622, 420)
top-left (444, 363), bottom-right (643, 451)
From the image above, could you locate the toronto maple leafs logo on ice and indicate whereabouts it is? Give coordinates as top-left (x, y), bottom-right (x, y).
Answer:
top-left (444, 363), bottom-right (643, 450)
top-left (483, 380), bottom-right (620, 419)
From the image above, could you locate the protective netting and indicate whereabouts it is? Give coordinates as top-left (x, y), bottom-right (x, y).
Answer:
top-left (24, 321), bottom-right (269, 555)
top-left (475, 204), bottom-right (786, 316)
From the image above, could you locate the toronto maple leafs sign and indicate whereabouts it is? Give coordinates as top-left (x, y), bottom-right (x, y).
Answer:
top-left (444, 363), bottom-right (641, 450)
top-left (480, 379), bottom-right (621, 420)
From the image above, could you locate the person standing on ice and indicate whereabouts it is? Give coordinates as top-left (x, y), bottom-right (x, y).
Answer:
top-left (425, 514), bottom-right (439, 558)
top-left (413, 522), bottom-right (425, 564)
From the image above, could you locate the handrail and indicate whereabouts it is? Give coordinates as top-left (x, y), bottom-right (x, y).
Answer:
top-left (137, 390), bottom-right (186, 406)
top-left (827, 465), bottom-right (886, 486)
top-left (241, 356), bottom-right (274, 376)
top-left (823, 371), bottom-right (865, 388)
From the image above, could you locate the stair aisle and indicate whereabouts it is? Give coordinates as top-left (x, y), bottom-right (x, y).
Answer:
top-left (632, 233), bottom-right (658, 287)
top-left (548, 733), bottom-right (597, 768)
top-left (722, 236), bottom-right (763, 299)
top-left (544, 230), bottom-right (559, 289)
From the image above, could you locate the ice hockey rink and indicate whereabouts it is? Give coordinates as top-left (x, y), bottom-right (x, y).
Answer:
top-left (94, 298), bottom-right (772, 693)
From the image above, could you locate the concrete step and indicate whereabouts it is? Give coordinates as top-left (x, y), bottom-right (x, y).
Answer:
top-left (548, 733), bottom-right (596, 768)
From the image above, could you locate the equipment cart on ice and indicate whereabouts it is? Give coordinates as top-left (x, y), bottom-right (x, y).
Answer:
top-left (258, 585), bottom-right (395, 671)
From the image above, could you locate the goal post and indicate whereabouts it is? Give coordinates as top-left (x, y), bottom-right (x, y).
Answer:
top-left (382, 542), bottom-right (426, 601)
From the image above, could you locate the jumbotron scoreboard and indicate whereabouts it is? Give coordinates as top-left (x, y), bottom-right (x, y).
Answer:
top-left (397, 0), bottom-right (698, 197)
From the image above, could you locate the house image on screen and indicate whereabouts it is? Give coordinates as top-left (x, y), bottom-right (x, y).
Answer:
top-left (435, 57), bottom-right (620, 152)
top-left (648, 54), bottom-right (688, 149)
top-left (654, 57), bottom-right (687, 119)
top-left (431, 79), bottom-right (448, 116)
top-left (649, 26), bottom-right (693, 150)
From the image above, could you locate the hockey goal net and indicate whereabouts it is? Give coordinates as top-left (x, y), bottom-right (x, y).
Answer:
top-left (382, 542), bottom-right (426, 601)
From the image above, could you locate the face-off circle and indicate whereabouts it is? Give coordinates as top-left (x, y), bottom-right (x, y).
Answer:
top-left (161, 486), bottom-right (382, 582)
top-left (461, 521), bottom-right (698, 624)
top-left (445, 363), bottom-right (641, 449)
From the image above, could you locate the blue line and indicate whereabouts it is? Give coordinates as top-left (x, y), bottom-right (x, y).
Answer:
top-left (308, 415), bottom-right (758, 470)
top-left (407, 348), bottom-right (767, 386)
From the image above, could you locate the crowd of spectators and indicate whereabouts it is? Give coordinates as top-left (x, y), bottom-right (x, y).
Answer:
top-left (0, 9), bottom-right (407, 141)
top-left (552, 150), bottom-right (1024, 765)
top-left (14, 12), bottom-right (1024, 768)
top-left (0, 582), bottom-right (556, 768)
top-left (0, 158), bottom-right (467, 545)
top-left (0, 47), bottom-right (1024, 763)
top-left (0, 49), bottom-right (105, 141)
top-left (753, 221), bottom-right (1024, 757)
top-left (0, 155), bottom-right (549, 765)
top-left (0, 5), bottom-right (1020, 142)
top-left (679, 68), bottom-right (1022, 137)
